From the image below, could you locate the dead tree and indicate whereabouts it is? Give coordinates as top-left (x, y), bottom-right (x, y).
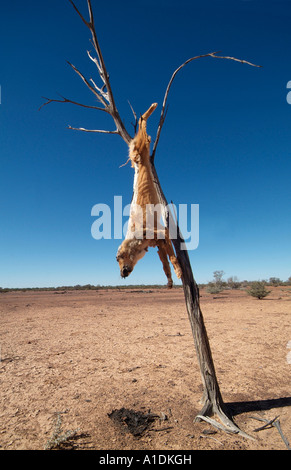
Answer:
top-left (41, 0), bottom-right (261, 438)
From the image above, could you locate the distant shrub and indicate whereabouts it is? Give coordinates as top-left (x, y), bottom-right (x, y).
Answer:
top-left (212, 270), bottom-right (225, 288)
top-left (227, 276), bottom-right (241, 289)
top-left (268, 277), bottom-right (282, 287)
top-left (206, 283), bottom-right (223, 295)
top-left (246, 282), bottom-right (271, 300)
top-left (0, 288), bottom-right (9, 293)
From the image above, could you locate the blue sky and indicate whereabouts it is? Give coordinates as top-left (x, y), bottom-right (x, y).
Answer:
top-left (1, 0), bottom-right (291, 288)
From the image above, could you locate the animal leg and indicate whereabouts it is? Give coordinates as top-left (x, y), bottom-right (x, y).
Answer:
top-left (164, 230), bottom-right (182, 279)
top-left (153, 228), bottom-right (182, 280)
top-left (157, 242), bottom-right (173, 289)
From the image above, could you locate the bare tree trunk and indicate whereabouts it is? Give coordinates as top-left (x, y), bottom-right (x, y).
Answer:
top-left (42, 0), bottom-right (260, 439)
top-left (151, 164), bottom-right (253, 439)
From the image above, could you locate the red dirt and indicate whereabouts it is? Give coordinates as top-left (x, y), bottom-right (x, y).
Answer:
top-left (0, 287), bottom-right (290, 450)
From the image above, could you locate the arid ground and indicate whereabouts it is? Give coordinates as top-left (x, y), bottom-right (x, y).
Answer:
top-left (0, 286), bottom-right (290, 450)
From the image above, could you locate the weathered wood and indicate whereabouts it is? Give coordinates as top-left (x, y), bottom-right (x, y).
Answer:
top-left (43, 0), bottom-right (261, 440)
top-left (151, 163), bottom-right (254, 439)
top-left (251, 416), bottom-right (290, 449)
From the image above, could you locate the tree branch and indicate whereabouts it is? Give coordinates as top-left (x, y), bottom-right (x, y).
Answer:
top-left (40, 0), bottom-right (132, 145)
top-left (151, 51), bottom-right (262, 163)
top-left (67, 61), bottom-right (108, 107)
top-left (39, 95), bottom-right (108, 112)
top-left (67, 125), bottom-right (119, 135)
top-left (128, 100), bottom-right (138, 134)
top-left (211, 53), bottom-right (262, 67)
top-left (69, 0), bottom-right (132, 144)
top-left (68, 0), bottom-right (90, 27)
top-left (87, 51), bottom-right (110, 104)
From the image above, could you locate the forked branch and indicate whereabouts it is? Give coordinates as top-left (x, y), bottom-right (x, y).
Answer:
top-left (67, 0), bottom-right (131, 143)
top-left (151, 51), bottom-right (261, 162)
top-left (40, 1), bottom-right (261, 158)
top-left (39, 94), bottom-right (106, 112)
top-left (40, 0), bottom-right (131, 144)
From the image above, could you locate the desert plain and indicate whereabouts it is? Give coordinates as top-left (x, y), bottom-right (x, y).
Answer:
top-left (0, 286), bottom-right (290, 450)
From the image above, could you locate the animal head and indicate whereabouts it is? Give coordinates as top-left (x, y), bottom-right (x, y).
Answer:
top-left (116, 238), bottom-right (148, 278)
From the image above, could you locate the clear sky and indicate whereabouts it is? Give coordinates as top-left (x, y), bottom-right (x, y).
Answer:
top-left (1, 0), bottom-right (291, 288)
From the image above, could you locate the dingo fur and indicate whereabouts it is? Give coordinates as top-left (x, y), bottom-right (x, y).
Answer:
top-left (116, 104), bottom-right (182, 288)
